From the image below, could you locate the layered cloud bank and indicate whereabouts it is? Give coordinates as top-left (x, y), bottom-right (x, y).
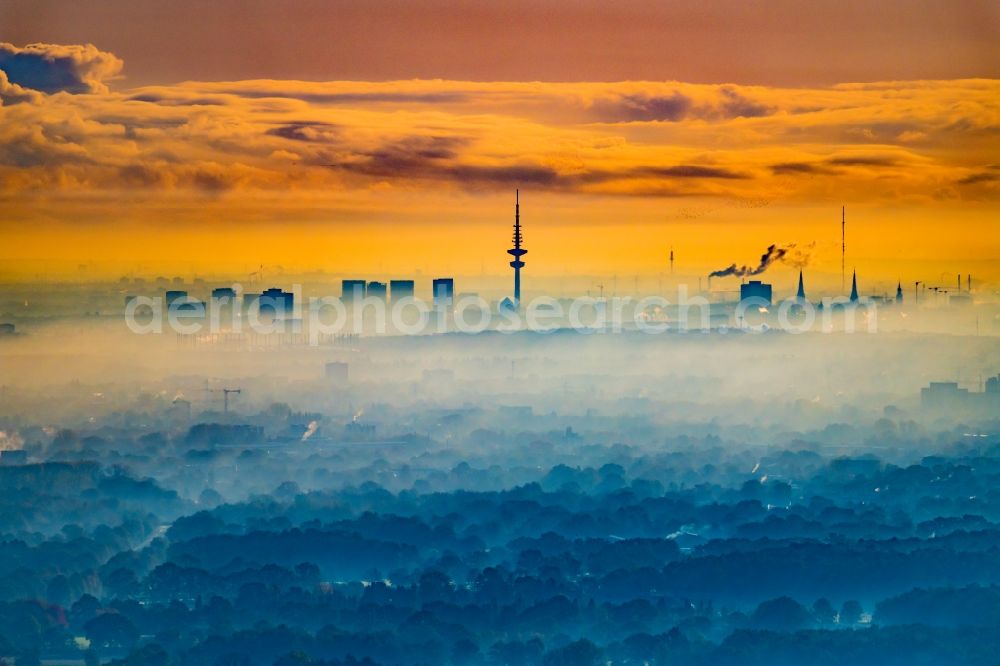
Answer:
top-left (0, 43), bottom-right (997, 277)
top-left (1, 46), bottom-right (996, 202)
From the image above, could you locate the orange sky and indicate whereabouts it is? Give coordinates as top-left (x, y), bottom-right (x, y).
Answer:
top-left (5, 1), bottom-right (998, 86)
top-left (0, 3), bottom-right (998, 289)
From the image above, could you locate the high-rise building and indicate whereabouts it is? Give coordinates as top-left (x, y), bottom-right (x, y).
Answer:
top-left (390, 280), bottom-right (415, 302)
top-left (367, 281), bottom-right (387, 301)
top-left (433, 278), bottom-right (454, 308)
top-left (740, 280), bottom-right (772, 306)
top-left (796, 270), bottom-right (806, 302)
top-left (165, 289), bottom-right (204, 315)
top-left (165, 290), bottom-right (187, 306)
top-left (896, 281), bottom-right (903, 304)
top-left (850, 270), bottom-right (859, 302)
top-left (506, 190), bottom-right (527, 306)
top-left (211, 287), bottom-right (237, 323)
top-left (242, 293), bottom-right (261, 312)
top-left (921, 382), bottom-right (968, 410)
top-left (342, 280), bottom-right (366, 302)
top-left (261, 287), bottom-right (293, 316)
top-left (0, 449), bottom-right (27, 465)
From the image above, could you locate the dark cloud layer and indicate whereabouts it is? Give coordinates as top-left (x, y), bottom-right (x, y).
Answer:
top-left (637, 165), bottom-right (747, 179)
top-left (718, 87), bottom-right (775, 118)
top-left (344, 135), bottom-right (469, 173)
top-left (265, 121), bottom-right (340, 143)
top-left (826, 155), bottom-right (898, 167)
top-left (771, 155), bottom-right (900, 177)
top-left (0, 42), bottom-right (122, 94)
top-left (325, 135), bottom-right (749, 192)
top-left (957, 172), bottom-right (998, 185)
top-left (770, 162), bottom-right (838, 176)
top-left (591, 89), bottom-right (775, 123)
top-left (0, 69), bottom-right (40, 104)
top-left (594, 92), bottom-right (693, 122)
top-left (327, 136), bottom-right (557, 187)
top-left (129, 93), bottom-right (226, 106)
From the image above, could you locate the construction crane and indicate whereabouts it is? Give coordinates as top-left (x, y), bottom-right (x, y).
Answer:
top-left (218, 388), bottom-right (241, 414)
top-left (928, 286), bottom-right (950, 304)
top-left (248, 264), bottom-right (264, 286)
top-left (204, 386), bottom-right (242, 414)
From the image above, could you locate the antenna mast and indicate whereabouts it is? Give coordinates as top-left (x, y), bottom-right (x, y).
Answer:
top-left (841, 206), bottom-right (846, 291)
top-left (507, 190), bottom-right (527, 305)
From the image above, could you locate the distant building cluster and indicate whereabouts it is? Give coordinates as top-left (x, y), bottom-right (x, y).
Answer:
top-left (339, 278), bottom-right (453, 307)
top-left (138, 278), bottom-right (465, 323)
top-left (730, 268), bottom-right (965, 313)
top-left (141, 286), bottom-right (294, 318)
top-left (111, 198), bottom-right (991, 340)
top-left (921, 375), bottom-right (1000, 413)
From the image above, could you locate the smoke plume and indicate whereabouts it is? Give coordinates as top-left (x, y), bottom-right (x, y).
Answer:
top-left (301, 420), bottom-right (318, 442)
top-left (709, 243), bottom-right (812, 278)
top-left (0, 430), bottom-right (24, 451)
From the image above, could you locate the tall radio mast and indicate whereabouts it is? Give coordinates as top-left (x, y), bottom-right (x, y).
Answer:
top-left (507, 190), bottom-right (527, 306)
top-left (841, 206), bottom-right (846, 291)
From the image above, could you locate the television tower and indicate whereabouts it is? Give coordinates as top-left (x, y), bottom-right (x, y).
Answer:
top-left (507, 190), bottom-right (527, 306)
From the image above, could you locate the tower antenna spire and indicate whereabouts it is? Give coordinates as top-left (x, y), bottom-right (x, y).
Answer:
top-left (507, 189), bottom-right (527, 306)
top-left (841, 206), bottom-right (846, 292)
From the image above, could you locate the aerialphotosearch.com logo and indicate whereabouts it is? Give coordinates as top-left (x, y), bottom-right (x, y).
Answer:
top-left (124, 283), bottom-right (878, 343)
